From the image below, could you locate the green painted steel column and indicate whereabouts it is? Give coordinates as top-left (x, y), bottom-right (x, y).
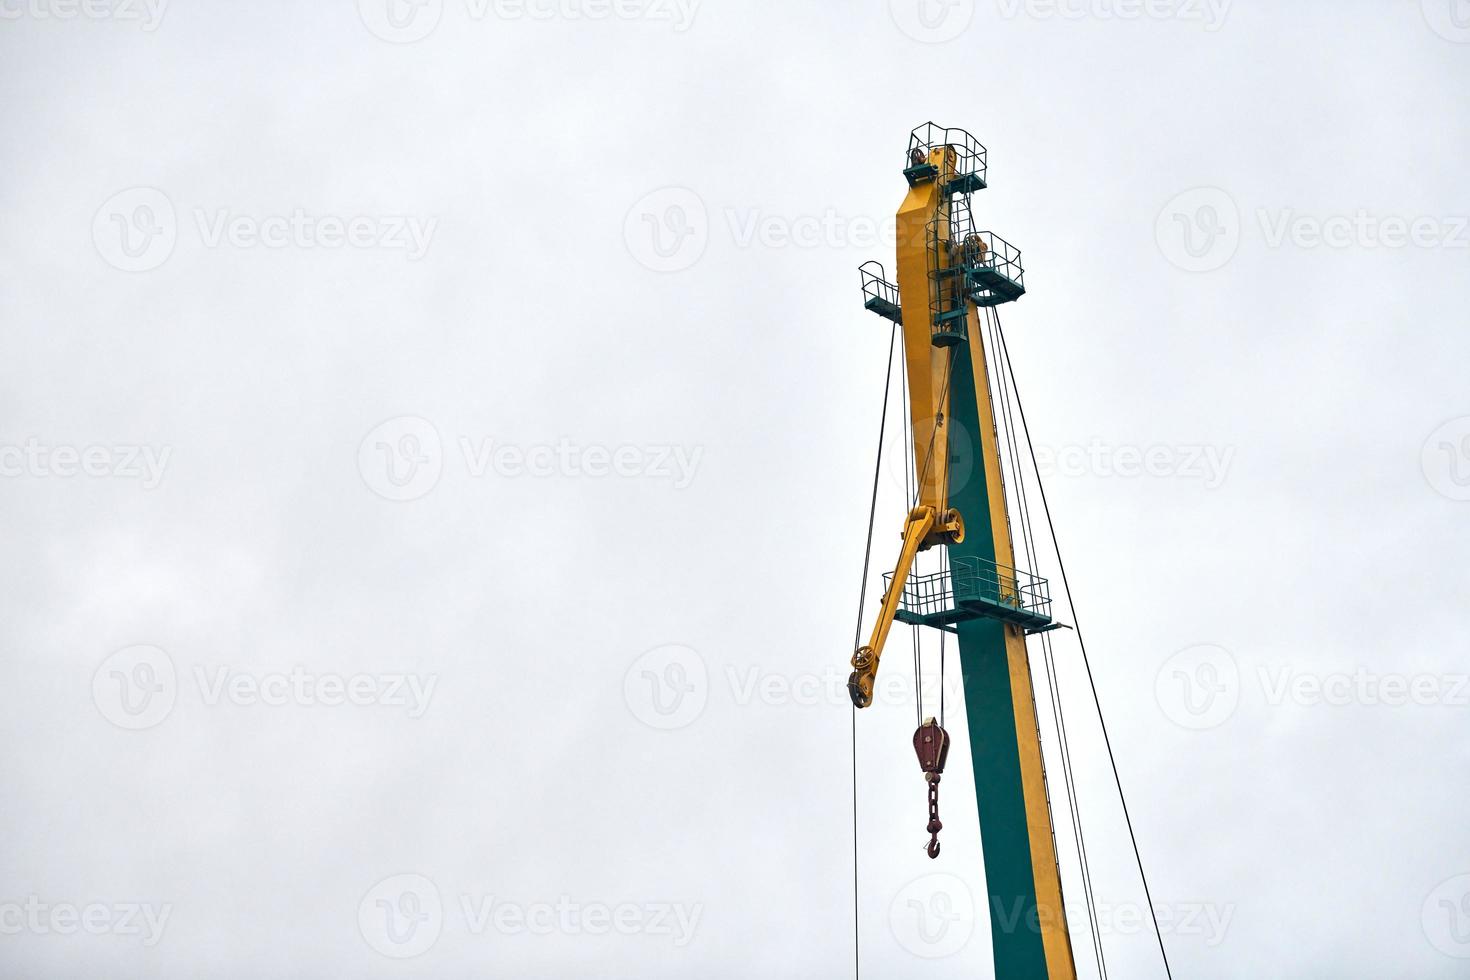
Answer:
top-left (945, 335), bottom-right (1055, 979)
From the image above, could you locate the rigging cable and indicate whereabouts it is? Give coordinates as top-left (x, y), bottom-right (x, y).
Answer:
top-left (993, 309), bottom-right (1176, 980)
top-left (850, 319), bottom-right (900, 980)
top-left (908, 346), bottom-right (957, 725)
top-left (900, 330), bottom-right (925, 727)
top-left (985, 305), bottom-right (1106, 979)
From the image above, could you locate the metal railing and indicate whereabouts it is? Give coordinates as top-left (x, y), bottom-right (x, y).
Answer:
top-left (884, 556), bottom-right (1052, 623)
top-left (965, 230), bottom-right (1025, 303)
top-left (969, 231), bottom-right (1023, 286)
top-left (907, 122), bottom-right (988, 192)
top-left (858, 260), bottom-right (902, 324)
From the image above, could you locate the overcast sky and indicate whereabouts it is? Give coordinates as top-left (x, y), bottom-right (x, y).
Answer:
top-left (1, 1), bottom-right (1468, 977)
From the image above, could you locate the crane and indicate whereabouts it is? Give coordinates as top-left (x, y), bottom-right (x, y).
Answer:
top-left (845, 123), bottom-right (1171, 980)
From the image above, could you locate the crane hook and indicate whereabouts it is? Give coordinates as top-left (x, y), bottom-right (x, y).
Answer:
top-left (914, 718), bottom-right (951, 860)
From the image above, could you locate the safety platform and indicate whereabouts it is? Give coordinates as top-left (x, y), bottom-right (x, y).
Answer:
top-left (904, 122), bottom-right (988, 196)
top-left (859, 261), bottom-right (903, 324)
top-left (965, 231), bottom-right (1026, 306)
top-left (885, 557), bottom-right (1053, 631)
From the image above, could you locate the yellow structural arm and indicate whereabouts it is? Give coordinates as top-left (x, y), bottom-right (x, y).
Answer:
top-left (847, 145), bottom-right (971, 710)
top-left (848, 504), bottom-right (962, 708)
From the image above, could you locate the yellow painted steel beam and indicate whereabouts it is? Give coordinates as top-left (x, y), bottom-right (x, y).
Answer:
top-left (894, 147), bottom-right (954, 525)
top-left (966, 305), bottom-right (1078, 980)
